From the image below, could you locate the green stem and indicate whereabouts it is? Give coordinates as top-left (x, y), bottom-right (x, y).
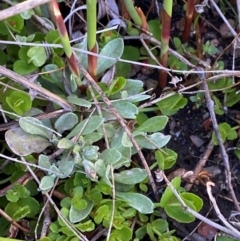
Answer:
top-left (123, 0), bottom-right (142, 26)
top-left (87, 0), bottom-right (97, 50)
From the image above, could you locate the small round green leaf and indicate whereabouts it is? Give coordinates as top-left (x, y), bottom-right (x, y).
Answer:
top-left (13, 60), bottom-right (38, 75)
top-left (6, 15), bottom-right (24, 33)
top-left (27, 46), bottom-right (48, 67)
top-left (54, 112), bottom-right (78, 134)
top-left (6, 91), bottom-right (32, 115)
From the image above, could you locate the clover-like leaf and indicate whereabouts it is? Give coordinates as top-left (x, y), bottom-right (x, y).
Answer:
top-left (6, 15), bottom-right (24, 33)
top-left (156, 93), bottom-right (187, 116)
top-left (108, 77), bottom-right (126, 96)
top-left (160, 177), bottom-right (181, 208)
top-left (27, 46), bottom-right (48, 67)
top-left (13, 60), bottom-right (38, 75)
top-left (6, 91), bottom-right (32, 115)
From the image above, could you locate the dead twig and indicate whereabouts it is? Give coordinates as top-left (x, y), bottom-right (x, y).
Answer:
top-left (0, 0), bottom-right (52, 21)
top-left (200, 67), bottom-right (240, 212)
top-left (162, 172), bottom-right (240, 239)
top-left (206, 181), bottom-right (240, 235)
top-left (185, 141), bottom-right (214, 191)
top-left (78, 63), bottom-right (158, 200)
top-left (0, 66), bottom-right (74, 111)
top-left (0, 208), bottom-right (30, 233)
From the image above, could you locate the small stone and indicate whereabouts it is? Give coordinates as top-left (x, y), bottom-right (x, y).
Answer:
top-left (190, 135), bottom-right (204, 147)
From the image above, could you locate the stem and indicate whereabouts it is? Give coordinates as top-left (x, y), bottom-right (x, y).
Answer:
top-left (159, 0), bottom-right (173, 87)
top-left (123, 0), bottom-right (142, 26)
top-left (182, 0), bottom-right (195, 42)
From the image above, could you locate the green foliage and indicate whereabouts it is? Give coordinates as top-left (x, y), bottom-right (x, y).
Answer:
top-left (211, 122), bottom-right (237, 145)
top-left (202, 40), bottom-right (218, 56)
top-left (5, 91), bottom-right (32, 115)
top-left (160, 177), bottom-right (203, 223)
top-left (155, 149), bottom-right (177, 170)
top-left (156, 93), bottom-right (188, 116)
top-left (0, 4), bottom-right (221, 240)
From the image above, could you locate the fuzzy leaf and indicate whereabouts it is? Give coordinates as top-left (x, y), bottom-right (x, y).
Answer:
top-left (19, 117), bottom-right (50, 139)
top-left (5, 128), bottom-right (51, 156)
top-left (116, 192), bottom-right (154, 214)
top-left (38, 154), bottom-right (51, 171)
top-left (112, 101), bottom-right (138, 119)
top-left (57, 138), bottom-right (74, 149)
top-left (134, 132), bottom-right (171, 149)
top-left (69, 199), bottom-right (94, 223)
top-left (67, 95), bottom-right (92, 108)
top-left (39, 176), bottom-right (55, 191)
top-left (57, 160), bottom-right (75, 178)
top-left (114, 168), bottom-right (147, 185)
top-left (67, 116), bottom-right (104, 138)
top-left (55, 112), bottom-right (78, 134)
top-left (135, 116), bottom-right (168, 132)
top-left (101, 148), bottom-right (122, 165)
top-left (97, 38), bottom-right (124, 75)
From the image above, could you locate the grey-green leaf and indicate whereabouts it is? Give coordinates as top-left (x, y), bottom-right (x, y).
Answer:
top-left (5, 128), bottom-right (52, 156)
top-left (112, 101), bottom-right (138, 119)
top-left (39, 176), bottom-right (55, 191)
top-left (67, 116), bottom-right (104, 138)
top-left (57, 160), bottom-right (75, 178)
top-left (67, 95), bottom-right (92, 108)
top-left (97, 38), bottom-right (124, 75)
top-left (55, 112), bottom-right (78, 134)
top-left (38, 154), bottom-right (51, 170)
top-left (111, 79), bottom-right (144, 99)
top-left (135, 116), bottom-right (168, 132)
top-left (57, 138), bottom-right (74, 149)
top-left (134, 133), bottom-right (171, 149)
top-left (69, 199), bottom-right (94, 223)
top-left (19, 117), bottom-right (50, 139)
top-left (101, 148), bottom-right (122, 165)
top-left (116, 192), bottom-right (154, 214)
top-left (114, 168), bottom-right (147, 184)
